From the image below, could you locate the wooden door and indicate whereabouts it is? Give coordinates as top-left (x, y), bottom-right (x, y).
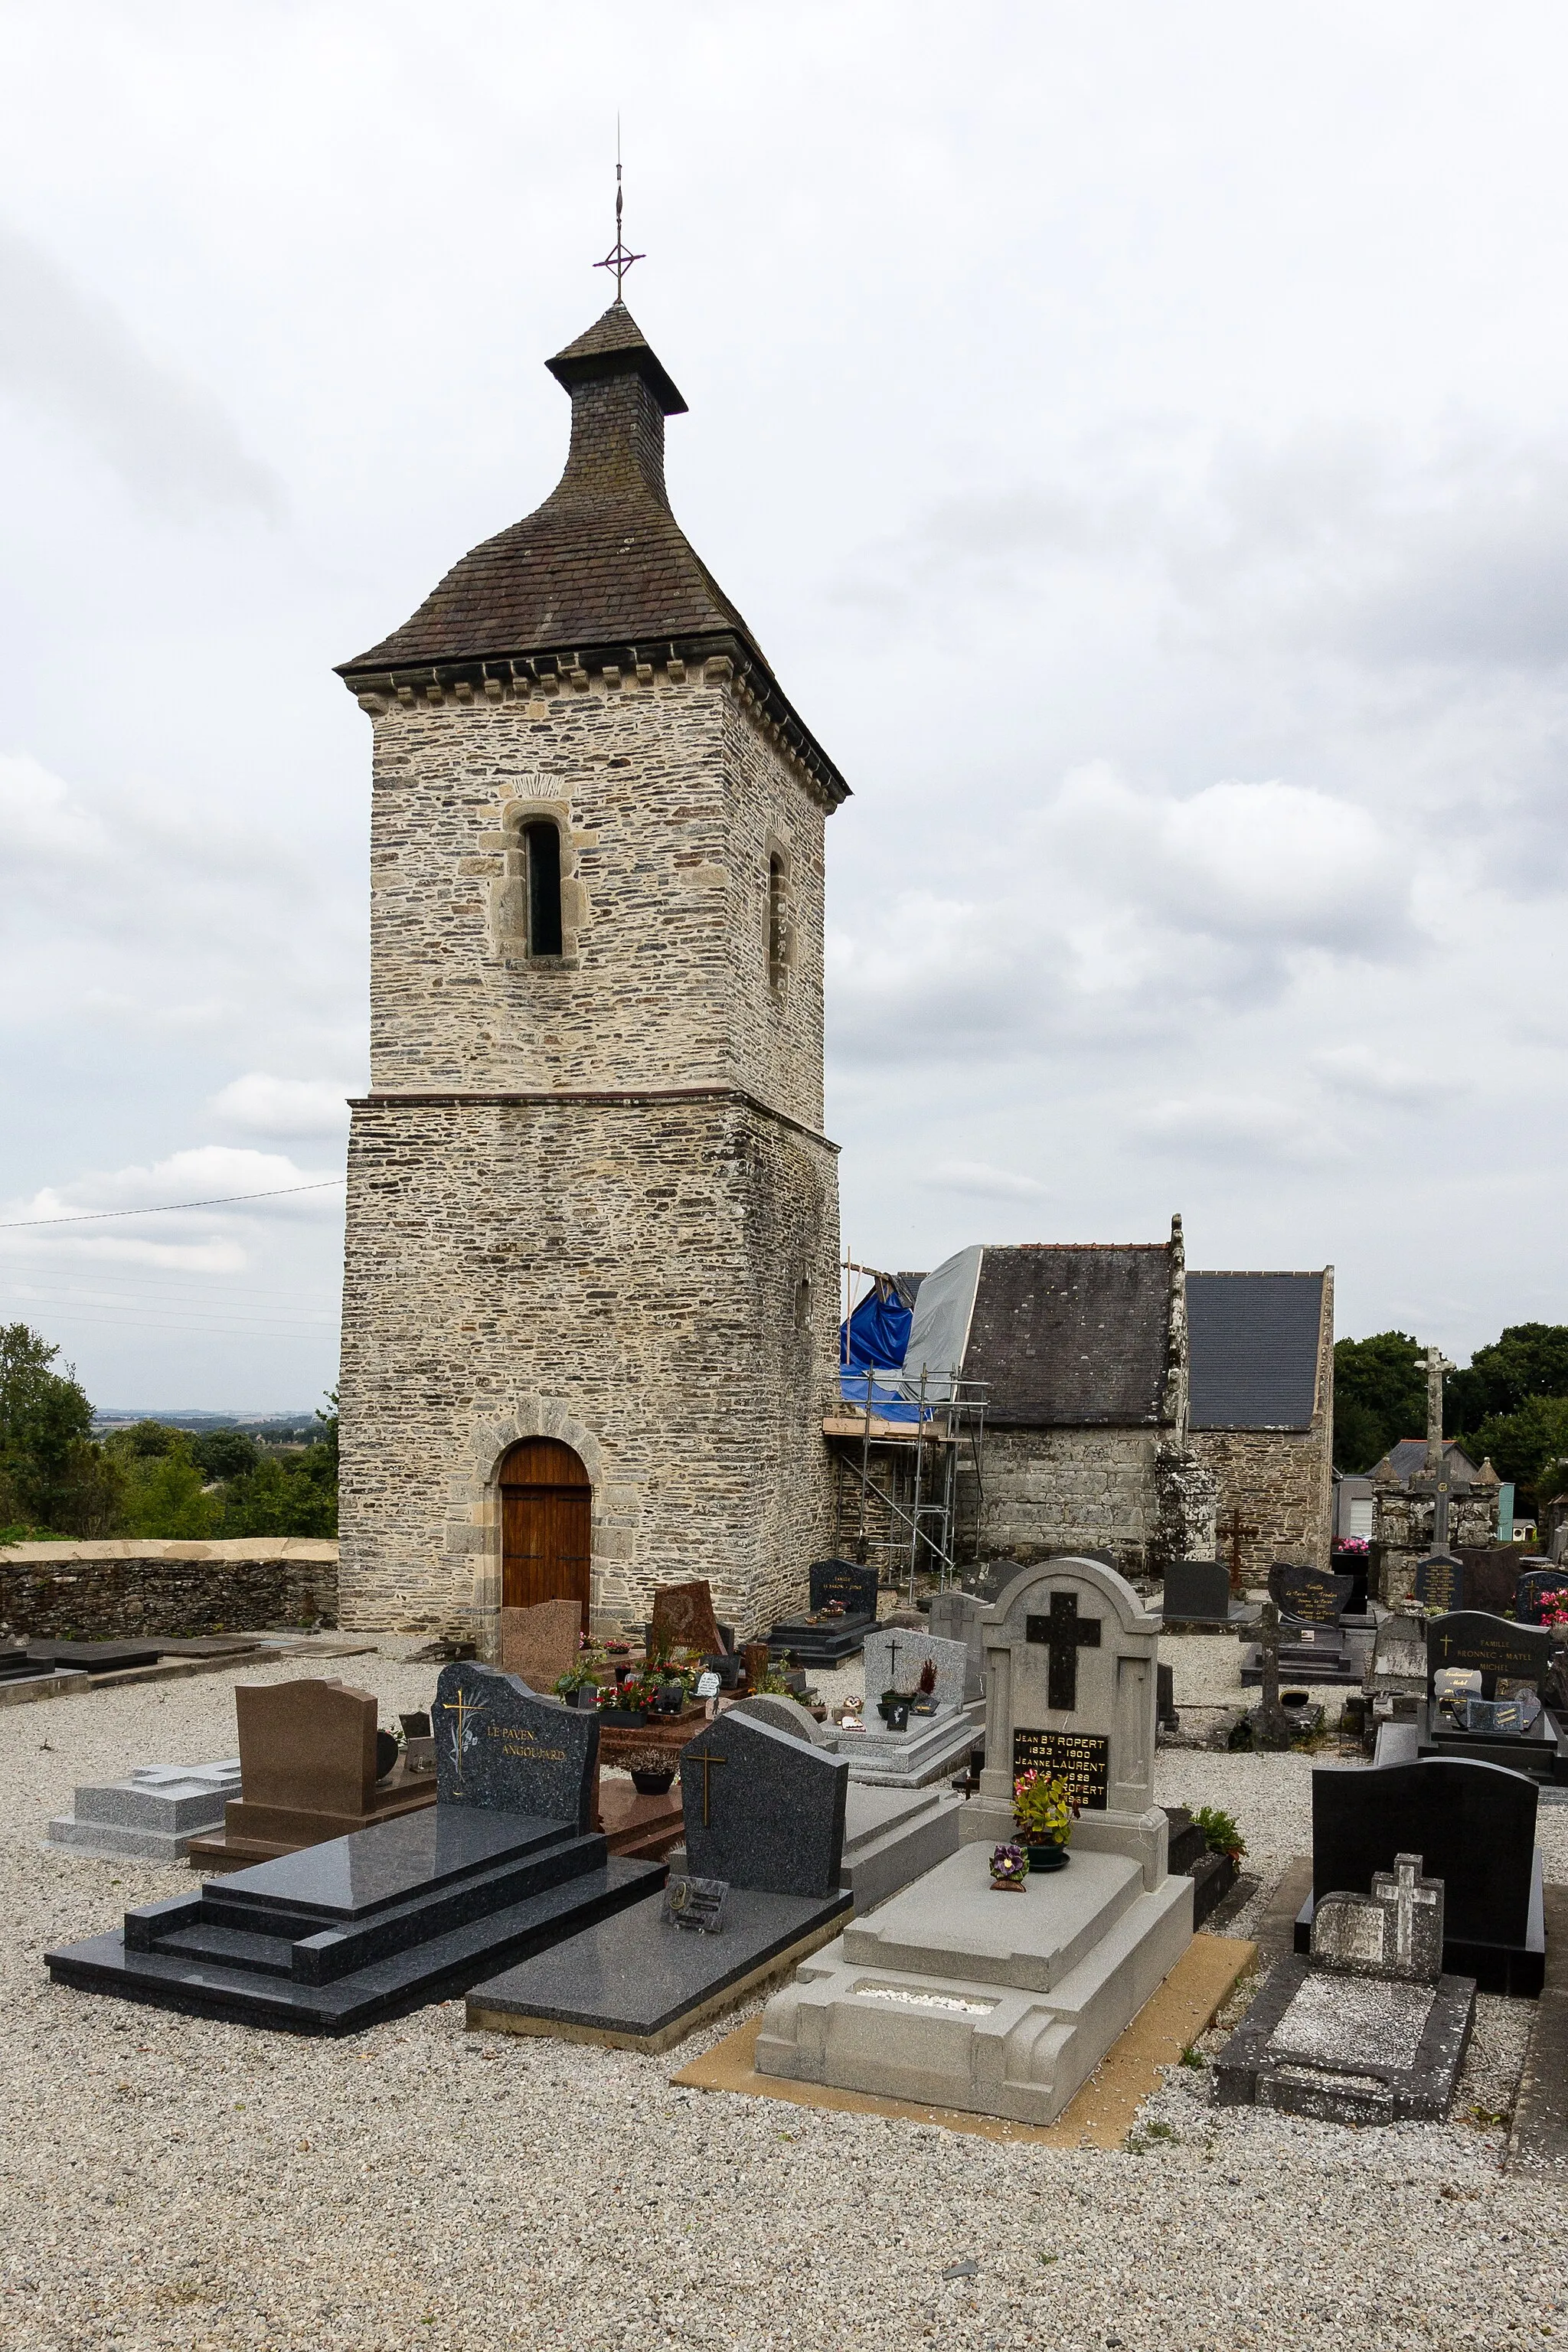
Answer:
top-left (499, 1438), bottom-right (592, 1631)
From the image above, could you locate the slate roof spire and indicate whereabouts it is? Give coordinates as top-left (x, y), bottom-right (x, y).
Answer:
top-left (338, 299), bottom-right (767, 682)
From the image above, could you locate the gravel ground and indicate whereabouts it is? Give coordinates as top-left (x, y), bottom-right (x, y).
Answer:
top-left (1, 1640), bottom-right (1563, 2352)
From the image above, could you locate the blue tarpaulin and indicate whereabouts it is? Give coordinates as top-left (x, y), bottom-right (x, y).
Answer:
top-left (836, 1366), bottom-right (923, 1422)
top-left (840, 1282), bottom-right (913, 1371)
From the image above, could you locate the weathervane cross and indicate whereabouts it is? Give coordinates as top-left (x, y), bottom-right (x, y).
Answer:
top-left (594, 122), bottom-right (644, 296)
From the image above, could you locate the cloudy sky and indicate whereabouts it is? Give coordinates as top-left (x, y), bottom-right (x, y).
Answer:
top-left (2, 1), bottom-right (1566, 1409)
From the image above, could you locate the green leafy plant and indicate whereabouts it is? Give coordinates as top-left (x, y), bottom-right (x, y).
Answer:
top-left (1191, 1805), bottom-right (1246, 1862)
top-left (1013, 1769), bottom-right (1077, 1844)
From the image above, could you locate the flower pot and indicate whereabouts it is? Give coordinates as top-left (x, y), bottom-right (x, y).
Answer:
top-left (1025, 1840), bottom-right (1068, 1870)
top-left (597, 1707), bottom-right (648, 1728)
top-left (631, 1768), bottom-right (676, 1796)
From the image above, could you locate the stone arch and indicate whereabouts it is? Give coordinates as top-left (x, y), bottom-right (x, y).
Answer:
top-left (445, 1399), bottom-right (622, 1658)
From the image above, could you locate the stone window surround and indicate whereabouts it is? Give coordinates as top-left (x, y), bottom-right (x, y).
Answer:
top-left (446, 1397), bottom-right (636, 1655)
top-left (490, 779), bottom-right (586, 969)
top-left (764, 826), bottom-right (795, 998)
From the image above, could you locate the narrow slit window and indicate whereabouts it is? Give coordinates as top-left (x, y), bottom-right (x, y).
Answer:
top-left (768, 853), bottom-right (786, 985)
top-left (524, 821), bottom-right (563, 957)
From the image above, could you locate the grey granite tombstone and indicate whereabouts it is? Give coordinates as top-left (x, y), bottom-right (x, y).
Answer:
top-left (681, 1711), bottom-right (848, 1896)
top-left (926, 1589), bottom-right (985, 1700)
top-left (727, 1694), bottom-right (831, 1746)
top-left (433, 1661), bottom-right (597, 1832)
top-left (47, 1759), bottom-right (242, 1863)
top-left (862, 1626), bottom-right (967, 1714)
top-left (1312, 1854), bottom-right (1445, 1981)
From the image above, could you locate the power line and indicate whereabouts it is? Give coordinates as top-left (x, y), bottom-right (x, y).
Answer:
top-left (0, 1178), bottom-right (346, 1230)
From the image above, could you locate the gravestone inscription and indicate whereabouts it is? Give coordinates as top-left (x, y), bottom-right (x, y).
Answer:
top-left (433, 1661), bottom-right (597, 1831)
top-left (1424, 1613), bottom-right (1554, 1697)
top-left (1011, 1726), bottom-right (1109, 1811)
top-left (1269, 1564), bottom-right (1353, 1625)
top-left (1414, 1556), bottom-right (1464, 1615)
top-left (808, 1559), bottom-right (878, 1621)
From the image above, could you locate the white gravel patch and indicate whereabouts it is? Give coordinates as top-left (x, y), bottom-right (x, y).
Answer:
top-left (0, 1640), bottom-right (1561, 2352)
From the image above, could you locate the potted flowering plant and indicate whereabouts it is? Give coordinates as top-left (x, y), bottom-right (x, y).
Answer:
top-left (598, 1671), bottom-right (659, 1728)
top-left (1013, 1769), bottom-right (1076, 1870)
top-left (910, 1659), bottom-right (939, 1717)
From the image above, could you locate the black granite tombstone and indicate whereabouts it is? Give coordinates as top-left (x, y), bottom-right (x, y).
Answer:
top-left (1329, 1546), bottom-right (1371, 1613)
top-left (1161, 1559), bottom-right (1236, 1624)
top-left (1424, 1613), bottom-right (1554, 1697)
top-left (765, 1559), bottom-right (879, 1664)
top-left (433, 1661), bottom-right (596, 1832)
top-left (1268, 1564), bottom-right (1353, 1626)
top-left (1297, 1755), bottom-right (1542, 1993)
top-left (1455, 1548), bottom-right (1524, 1617)
top-left (25, 1639), bottom-right (163, 1674)
top-left (1517, 1568), bottom-right (1568, 1626)
top-left (1414, 1554), bottom-right (1465, 1614)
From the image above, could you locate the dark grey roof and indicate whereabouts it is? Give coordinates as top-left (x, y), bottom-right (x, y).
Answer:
top-left (963, 1244), bottom-right (1172, 1427)
top-left (1187, 1272), bottom-right (1326, 1431)
top-left (1380, 1438), bottom-right (1481, 1487)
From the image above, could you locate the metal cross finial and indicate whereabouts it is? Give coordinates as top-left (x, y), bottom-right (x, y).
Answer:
top-left (594, 121), bottom-right (645, 297)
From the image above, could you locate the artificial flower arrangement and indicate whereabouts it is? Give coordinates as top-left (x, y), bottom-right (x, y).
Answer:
top-left (988, 1841), bottom-right (1029, 1892)
top-left (1013, 1769), bottom-right (1077, 1848)
top-left (602, 1671), bottom-right (662, 1715)
top-left (911, 1658), bottom-right (939, 1714)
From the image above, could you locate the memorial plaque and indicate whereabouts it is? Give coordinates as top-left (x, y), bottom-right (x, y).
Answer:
top-left (433, 1661), bottom-right (597, 1831)
top-left (808, 1559), bottom-right (879, 1621)
top-left (1011, 1726), bottom-right (1109, 1811)
top-left (1415, 1555), bottom-right (1464, 1615)
top-left (662, 1874), bottom-right (729, 1934)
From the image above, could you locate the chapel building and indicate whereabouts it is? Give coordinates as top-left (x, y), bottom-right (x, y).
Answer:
top-left (334, 300), bottom-right (848, 1642)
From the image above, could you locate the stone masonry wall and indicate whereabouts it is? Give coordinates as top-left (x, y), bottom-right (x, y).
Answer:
top-left (340, 649), bottom-right (842, 1645)
top-left (1373, 1486), bottom-right (1501, 1609)
top-left (338, 1095), bottom-right (839, 1641)
top-left (0, 1540), bottom-right (337, 1639)
top-left (1188, 1427), bottom-right (1332, 1576)
top-left (357, 665), bottom-right (828, 1129)
top-left (960, 1427), bottom-right (1159, 1577)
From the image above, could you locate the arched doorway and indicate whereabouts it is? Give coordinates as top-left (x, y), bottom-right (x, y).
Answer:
top-left (498, 1438), bottom-right (593, 1632)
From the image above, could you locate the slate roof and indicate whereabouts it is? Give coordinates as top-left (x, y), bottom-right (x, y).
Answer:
top-left (1379, 1438), bottom-right (1482, 1487)
top-left (335, 304), bottom-right (848, 801)
top-left (962, 1244), bottom-right (1174, 1428)
top-left (1187, 1271), bottom-right (1327, 1432)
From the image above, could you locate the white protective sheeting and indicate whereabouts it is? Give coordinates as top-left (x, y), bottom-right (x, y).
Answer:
top-left (900, 1245), bottom-right (985, 1400)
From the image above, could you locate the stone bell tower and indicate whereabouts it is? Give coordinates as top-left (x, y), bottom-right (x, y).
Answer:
top-left (334, 299), bottom-right (848, 1643)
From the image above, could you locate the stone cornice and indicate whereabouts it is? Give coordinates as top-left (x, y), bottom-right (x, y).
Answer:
top-left (337, 629), bottom-right (850, 813)
top-left (348, 1085), bottom-right (838, 1153)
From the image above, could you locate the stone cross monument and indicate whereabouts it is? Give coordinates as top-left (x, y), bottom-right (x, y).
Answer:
top-left (333, 295), bottom-right (848, 1645)
top-left (1423, 1344), bottom-right (1457, 1557)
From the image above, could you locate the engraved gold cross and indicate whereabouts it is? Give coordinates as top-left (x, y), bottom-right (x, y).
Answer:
top-left (691, 1749), bottom-right (727, 1827)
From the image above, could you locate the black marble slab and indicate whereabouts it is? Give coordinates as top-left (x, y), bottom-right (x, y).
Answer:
top-left (1268, 1564), bottom-right (1354, 1625)
top-left (26, 1640), bottom-right (163, 1672)
top-left (1415, 1697), bottom-right (1568, 1787)
top-left (46, 1857), bottom-right (664, 2034)
top-left (681, 1711), bottom-right (848, 1896)
top-left (466, 1883), bottom-right (852, 2046)
top-left (1217, 1953), bottom-right (1476, 2123)
top-left (1426, 1612), bottom-right (1556, 1696)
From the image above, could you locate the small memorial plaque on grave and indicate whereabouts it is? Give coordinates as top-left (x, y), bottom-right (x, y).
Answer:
top-left (1415, 1555), bottom-right (1465, 1615)
top-left (662, 1875), bottom-right (728, 1934)
top-left (1011, 1726), bottom-right (1109, 1811)
top-left (1459, 1694), bottom-right (1542, 1736)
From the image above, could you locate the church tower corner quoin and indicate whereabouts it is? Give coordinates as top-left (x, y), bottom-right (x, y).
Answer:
top-left (332, 298), bottom-right (848, 1643)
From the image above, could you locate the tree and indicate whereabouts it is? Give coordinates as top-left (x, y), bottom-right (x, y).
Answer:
top-left (1332, 1331), bottom-right (1426, 1473)
top-left (191, 1429), bottom-right (260, 1481)
top-left (1466, 1395), bottom-right (1568, 1514)
top-left (217, 1446), bottom-right (337, 1538)
top-left (1448, 1325), bottom-right (1568, 1432)
top-left (0, 1322), bottom-right (122, 1536)
top-left (119, 1438), bottom-right (219, 1540)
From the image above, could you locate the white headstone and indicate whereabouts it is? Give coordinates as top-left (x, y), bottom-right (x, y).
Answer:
top-left (861, 1626), bottom-right (968, 1716)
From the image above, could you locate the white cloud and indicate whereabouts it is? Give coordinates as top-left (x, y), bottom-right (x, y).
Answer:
top-left (210, 1074), bottom-right (353, 1138)
top-left (923, 1160), bottom-right (1050, 1200)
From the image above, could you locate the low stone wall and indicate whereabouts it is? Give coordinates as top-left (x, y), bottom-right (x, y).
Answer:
top-left (0, 1540), bottom-right (338, 1639)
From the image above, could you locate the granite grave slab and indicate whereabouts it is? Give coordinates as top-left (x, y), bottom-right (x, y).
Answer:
top-left (862, 1625), bottom-right (968, 1716)
top-left (766, 1560), bottom-right (880, 1664)
top-left (47, 1657), bottom-right (662, 2031)
top-left (465, 1698), bottom-right (853, 2052)
top-left (498, 1599), bottom-right (582, 1692)
top-left (1415, 1612), bottom-right (1568, 1785)
top-left (48, 1759), bottom-right (242, 1863)
top-left (1160, 1559), bottom-right (1250, 1627)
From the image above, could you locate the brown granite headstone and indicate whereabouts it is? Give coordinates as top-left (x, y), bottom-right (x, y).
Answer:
top-left (650, 1579), bottom-right (724, 1659)
top-left (498, 1599), bottom-right (582, 1692)
top-left (186, 1676), bottom-right (434, 1871)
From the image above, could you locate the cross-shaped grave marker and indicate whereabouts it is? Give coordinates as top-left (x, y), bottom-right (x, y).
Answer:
top-left (1377, 1853), bottom-right (1439, 1971)
top-left (1024, 1589), bottom-right (1102, 1711)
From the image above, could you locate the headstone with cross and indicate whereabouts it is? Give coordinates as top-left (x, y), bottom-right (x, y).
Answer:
top-left (433, 1660), bottom-right (598, 1831)
top-left (970, 1557), bottom-right (1168, 1886)
top-left (680, 1709), bottom-right (848, 1896)
top-left (1311, 1851), bottom-right (1445, 1983)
